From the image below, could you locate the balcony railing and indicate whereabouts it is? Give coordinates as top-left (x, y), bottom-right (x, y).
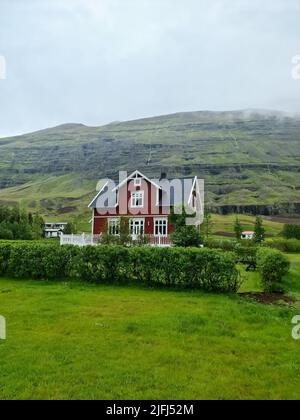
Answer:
top-left (60, 234), bottom-right (172, 247)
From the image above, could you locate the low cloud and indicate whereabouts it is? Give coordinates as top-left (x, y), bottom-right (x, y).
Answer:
top-left (0, 0), bottom-right (300, 137)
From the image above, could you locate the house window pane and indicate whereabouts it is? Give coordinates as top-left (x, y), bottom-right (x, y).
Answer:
top-left (131, 192), bottom-right (144, 207)
top-left (130, 219), bottom-right (144, 236)
top-left (134, 178), bottom-right (142, 187)
top-left (154, 219), bottom-right (167, 236)
top-left (108, 219), bottom-right (120, 235)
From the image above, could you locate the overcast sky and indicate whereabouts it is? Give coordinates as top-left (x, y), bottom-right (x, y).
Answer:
top-left (0, 0), bottom-right (300, 137)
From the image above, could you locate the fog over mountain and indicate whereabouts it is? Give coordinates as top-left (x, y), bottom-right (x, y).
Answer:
top-left (0, 0), bottom-right (300, 137)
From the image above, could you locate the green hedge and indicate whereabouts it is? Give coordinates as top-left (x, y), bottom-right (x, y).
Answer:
top-left (266, 238), bottom-right (300, 253)
top-left (257, 248), bottom-right (290, 292)
top-left (204, 239), bottom-right (238, 251)
top-left (0, 243), bottom-right (241, 293)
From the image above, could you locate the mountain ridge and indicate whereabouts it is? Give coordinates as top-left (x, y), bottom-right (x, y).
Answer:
top-left (0, 109), bottom-right (299, 218)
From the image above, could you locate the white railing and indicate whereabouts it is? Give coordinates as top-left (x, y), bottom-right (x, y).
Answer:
top-left (60, 234), bottom-right (172, 247)
top-left (60, 234), bottom-right (100, 247)
top-left (148, 235), bottom-right (172, 247)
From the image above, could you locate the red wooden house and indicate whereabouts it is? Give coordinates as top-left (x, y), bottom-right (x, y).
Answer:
top-left (88, 170), bottom-right (204, 245)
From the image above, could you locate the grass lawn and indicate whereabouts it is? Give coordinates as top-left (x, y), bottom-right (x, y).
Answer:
top-left (0, 254), bottom-right (300, 400)
top-left (211, 214), bottom-right (285, 238)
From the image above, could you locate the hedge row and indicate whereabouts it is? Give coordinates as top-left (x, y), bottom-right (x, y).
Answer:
top-left (265, 238), bottom-right (300, 253)
top-left (0, 243), bottom-right (241, 293)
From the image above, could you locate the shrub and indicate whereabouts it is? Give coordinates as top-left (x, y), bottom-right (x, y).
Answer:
top-left (253, 216), bottom-right (265, 244)
top-left (0, 206), bottom-right (44, 240)
top-left (204, 239), bottom-right (238, 252)
top-left (171, 226), bottom-right (202, 247)
top-left (234, 244), bottom-right (257, 266)
top-left (0, 243), bottom-right (241, 293)
top-left (4, 243), bottom-right (80, 280)
top-left (282, 224), bottom-right (300, 240)
top-left (266, 238), bottom-right (300, 253)
top-left (257, 248), bottom-right (290, 292)
top-left (0, 243), bottom-right (12, 275)
top-left (0, 224), bottom-right (14, 240)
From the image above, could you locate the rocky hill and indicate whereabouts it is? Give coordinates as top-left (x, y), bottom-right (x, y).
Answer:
top-left (0, 109), bottom-right (299, 218)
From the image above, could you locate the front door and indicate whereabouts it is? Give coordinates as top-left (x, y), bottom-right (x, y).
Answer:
top-left (130, 219), bottom-right (145, 238)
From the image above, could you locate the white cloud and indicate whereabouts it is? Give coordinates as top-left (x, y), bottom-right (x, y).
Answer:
top-left (0, 0), bottom-right (300, 136)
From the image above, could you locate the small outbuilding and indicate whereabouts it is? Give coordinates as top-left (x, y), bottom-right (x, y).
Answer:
top-left (241, 231), bottom-right (255, 240)
top-left (44, 223), bottom-right (67, 238)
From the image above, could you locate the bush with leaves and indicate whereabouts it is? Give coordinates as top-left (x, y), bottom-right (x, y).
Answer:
top-left (234, 244), bottom-right (257, 265)
top-left (266, 238), bottom-right (300, 253)
top-left (0, 206), bottom-right (44, 240)
top-left (282, 224), bottom-right (300, 240)
top-left (6, 243), bottom-right (79, 280)
top-left (171, 226), bottom-right (202, 247)
top-left (0, 243), bottom-right (241, 293)
top-left (64, 222), bottom-right (77, 235)
top-left (204, 238), bottom-right (238, 251)
top-left (254, 216), bottom-right (265, 244)
top-left (0, 243), bottom-right (12, 275)
top-left (257, 248), bottom-right (290, 292)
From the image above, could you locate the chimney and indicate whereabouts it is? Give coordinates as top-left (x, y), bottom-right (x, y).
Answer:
top-left (160, 171), bottom-right (167, 180)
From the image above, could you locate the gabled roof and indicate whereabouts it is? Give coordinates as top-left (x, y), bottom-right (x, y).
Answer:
top-left (112, 170), bottom-right (161, 192)
top-left (88, 170), bottom-right (203, 210)
top-left (88, 180), bottom-right (109, 208)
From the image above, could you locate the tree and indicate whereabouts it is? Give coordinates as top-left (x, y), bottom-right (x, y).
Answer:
top-left (202, 207), bottom-right (214, 240)
top-left (32, 214), bottom-right (44, 239)
top-left (171, 226), bottom-right (202, 248)
top-left (119, 217), bottom-right (131, 246)
top-left (254, 216), bottom-right (265, 244)
top-left (234, 217), bottom-right (243, 241)
top-left (64, 222), bottom-right (77, 235)
top-left (169, 206), bottom-right (188, 228)
top-left (0, 205), bottom-right (45, 240)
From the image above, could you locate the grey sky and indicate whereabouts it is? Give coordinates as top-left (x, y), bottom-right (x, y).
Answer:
top-left (0, 0), bottom-right (300, 137)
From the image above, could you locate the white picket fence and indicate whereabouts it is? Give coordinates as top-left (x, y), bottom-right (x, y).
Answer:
top-left (60, 234), bottom-right (100, 247)
top-left (60, 234), bottom-right (172, 247)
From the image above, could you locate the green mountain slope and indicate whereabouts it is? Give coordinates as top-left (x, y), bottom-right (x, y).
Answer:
top-left (0, 110), bottom-right (300, 219)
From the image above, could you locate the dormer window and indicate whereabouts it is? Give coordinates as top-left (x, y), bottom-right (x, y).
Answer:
top-left (134, 178), bottom-right (142, 187)
top-left (131, 191), bottom-right (144, 208)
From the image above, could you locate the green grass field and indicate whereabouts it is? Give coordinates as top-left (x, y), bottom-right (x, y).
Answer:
top-left (211, 214), bottom-right (285, 238)
top-left (0, 253), bottom-right (300, 400)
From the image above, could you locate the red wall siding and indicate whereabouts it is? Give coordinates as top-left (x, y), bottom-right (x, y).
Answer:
top-left (92, 178), bottom-right (174, 235)
top-left (168, 221), bottom-right (174, 234)
top-left (145, 217), bottom-right (154, 235)
top-left (93, 216), bottom-right (107, 235)
top-left (94, 215), bottom-right (173, 235)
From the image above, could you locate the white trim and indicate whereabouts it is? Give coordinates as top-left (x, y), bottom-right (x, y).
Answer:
top-left (108, 218), bottom-right (121, 235)
top-left (154, 217), bottom-right (168, 237)
top-left (188, 176), bottom-right (197, 205)
top-left (91, 211), bottom-right (94, 235)
top-left (88, 181), bottom-right (109, 208)
top-left (112, 170), bottom-right (161, 192)
top-left (131, 191), bottom-right (144, 208)
top-left (129, 218), bottom-right (145, 237)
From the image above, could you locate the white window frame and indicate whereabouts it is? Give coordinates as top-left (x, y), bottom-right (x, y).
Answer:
top-left (108, 218), bottom-right (120, 236)
top-left (134, 178), bottom-right (142, 187)
top-left (131, 191), bottom-right (144, 208)
top-left (130, 218), bottom-right (145, 236)
top-left (154, 218), bottom-right (168, 237)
